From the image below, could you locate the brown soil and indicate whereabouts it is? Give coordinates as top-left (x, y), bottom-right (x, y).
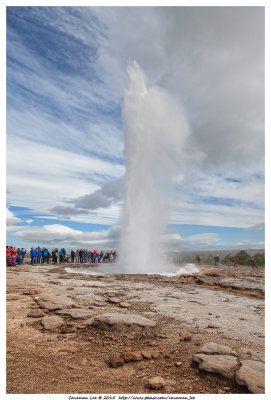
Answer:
top-left (6, 263), bottom-right (264, 394)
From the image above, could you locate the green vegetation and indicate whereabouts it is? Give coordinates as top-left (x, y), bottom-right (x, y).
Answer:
top-left (222, 250), bottom-right (265, 267)
top-left (170, 249), bottom-right (265, 267)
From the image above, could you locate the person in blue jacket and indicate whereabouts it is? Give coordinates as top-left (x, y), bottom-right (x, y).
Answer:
top-left (30, 247), bottom-right (37, 265)
top-left (17, 248), bottom-right (23, 265)
top-left (36, 247), bottom-right (42, 264)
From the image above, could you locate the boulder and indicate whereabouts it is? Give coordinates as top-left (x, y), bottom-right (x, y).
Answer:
top-left (196, 342), bottom-right (238, 357)
top-left (235, 359), bottom-right (265, 394)
top-left (27, 308), bottom-right (45, 318)
top-left (91, 313), bottom-right (156, 327)
top-left (149, 376), bottom-right (165, 389)
top-left (193, 354), bottom-right (239, 377)
top-left (41, 315), bottom-right (64, 330)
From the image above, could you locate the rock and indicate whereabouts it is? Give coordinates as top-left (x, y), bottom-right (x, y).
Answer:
top-left (109, 356), bottom-right (124, 368)
top-left (91, 313), bottom-right (156, 327)
top-left (107, 297), bottom-right (120, 304)
top-left (180, 330), bottom-right (192, 341)
top-left (27, 308), bottom-right (45, 318)
top-left (141, 351), bottom-right (152, 359)
top-left (41, 315), bottom-right (64, 330)
top-left (193, 354), bottom-right (239, 377)
top-left (176, 362), bottom-right (183, 367)
top-left (207, 324), bottom-right (220, 329)
top-left (56, 308), bottom-right (96, 319)
top-left (235, 360), bottom-right (265, 394)
top-left (149, 376), bottom-right (165, 389)
top-left (80, 358), bottom-right (89, 366)
top-left (122, 350), bottom-right (143, 362)
top-left (218, 389), bottom-right (225, 394)
top-left (196, 342), bottom-right (238, 357)
top-left (36, 291), bottom-right (74, 310)
top-left (119, 302), bottom-right (131, 308)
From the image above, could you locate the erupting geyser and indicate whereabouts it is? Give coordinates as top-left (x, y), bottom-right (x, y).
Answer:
top-left (119, 61), bottom-right (190, 273)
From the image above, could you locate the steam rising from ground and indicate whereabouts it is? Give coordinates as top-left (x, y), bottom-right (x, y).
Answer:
top-left (119, 62), bottom-right (190, 273)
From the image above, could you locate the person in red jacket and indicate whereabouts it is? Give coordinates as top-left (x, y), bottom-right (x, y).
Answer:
top-left (6, 246), bottom-right (12, 266)
top-left (251, 257), bottom-right (257, 269)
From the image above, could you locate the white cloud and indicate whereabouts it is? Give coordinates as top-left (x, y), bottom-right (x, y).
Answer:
top-left (12, 223), bottom-right (120, 250)
top-left (164, 231), bottom-right (221, 251)
top-left (26, 219), bottom-right (33, 224)
top-left (6, 208), bottom-right (22, 231)
top-left (6, 135), bottom-right (125, 220)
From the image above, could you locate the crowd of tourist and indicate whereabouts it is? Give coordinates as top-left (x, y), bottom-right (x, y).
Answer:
top-left (6, 246), bottom-right (26, 266)
top-left (6, 245), bottom-right (117, 266)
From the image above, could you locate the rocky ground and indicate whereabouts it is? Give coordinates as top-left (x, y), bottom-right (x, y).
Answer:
top-left (6, 263), bottom-right (265, 394)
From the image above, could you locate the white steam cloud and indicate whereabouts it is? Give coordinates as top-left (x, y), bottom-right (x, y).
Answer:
top-left (119, 61), bottom-right (190, 273)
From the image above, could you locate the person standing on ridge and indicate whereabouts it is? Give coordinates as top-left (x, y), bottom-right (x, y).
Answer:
top-left (251, 256), bottom-right (257, 269)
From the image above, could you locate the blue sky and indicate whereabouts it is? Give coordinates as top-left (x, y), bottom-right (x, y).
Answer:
top-left (6, 5), bottom-right (265, 251)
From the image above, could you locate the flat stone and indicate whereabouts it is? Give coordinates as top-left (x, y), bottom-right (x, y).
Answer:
top-left (235, 359), bottom-right (265, 394)
top-left (119, 302), bottom-right (131, 308)
top-left (91, 313), bottom-right (156, 327)
top-left (56, 308), bottom-right (96, 319)
top-left (107, 297), bottom-right (120, 304)
top-left (149, 376), bottom-right (165, 389)
top-left (36, 291), bottom-right (74, 310)
top-left (196, 342), bottom-right (238, 357)
top-left (41, 315), bottom-right (64, 330)
top-left (193, 354), bottom-right (240, 377)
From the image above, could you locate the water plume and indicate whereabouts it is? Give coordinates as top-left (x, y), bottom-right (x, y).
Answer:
top-left (119, 61), bottom-right (190, 273)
